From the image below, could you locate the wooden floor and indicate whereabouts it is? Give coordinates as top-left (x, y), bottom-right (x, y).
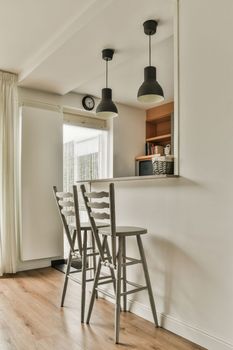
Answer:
top-left (0, 268), bottom-right (205, 350)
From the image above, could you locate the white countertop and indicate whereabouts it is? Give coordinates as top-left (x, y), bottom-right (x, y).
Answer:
top-left (76, 174), bottom-right (179, 184)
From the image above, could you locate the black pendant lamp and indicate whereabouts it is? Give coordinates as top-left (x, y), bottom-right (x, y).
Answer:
top-left (137, 20), bottom-right (164, 104)
top-left (96, 49), bottom-right (118, 118)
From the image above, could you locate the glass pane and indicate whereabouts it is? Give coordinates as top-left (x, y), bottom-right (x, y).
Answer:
top-left (63, 124), bottom-right (109, 257)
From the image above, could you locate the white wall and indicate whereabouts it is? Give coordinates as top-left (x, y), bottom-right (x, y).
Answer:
top-left (93, 1), bottom-right (233, 349)
top-left (113, 104), bottom-right (145, 177)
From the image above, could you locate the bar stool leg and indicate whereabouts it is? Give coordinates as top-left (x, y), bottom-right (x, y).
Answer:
top-left (91, 231), bottom-right (98, 299)
top-left (61, 230), bottom-right (77, 307)
top-left (122, 237), bottom-right (127, 311)
top-left (61, 249), bottom-right (72, 307)
top-left (81, 229), bottom-right (87, 323)
top-left (136, 235), bottom-right (159, 327)
top-left (86, 236), bottom-right (107, 324)
top-left (105, 238), bottom-right (116, 293)
top-left (115, 236), bottom-right (123, 344)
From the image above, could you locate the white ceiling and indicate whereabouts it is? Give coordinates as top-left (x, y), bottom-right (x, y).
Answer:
top-left (0, 0), bottom-right (175, 108)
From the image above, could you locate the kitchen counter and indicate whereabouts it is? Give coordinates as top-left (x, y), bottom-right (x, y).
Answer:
top-left (76, 174), bottom-right (179, 184)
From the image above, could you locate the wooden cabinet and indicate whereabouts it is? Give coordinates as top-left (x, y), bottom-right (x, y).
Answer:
top-left (136, 101), bottom-right (174, 161)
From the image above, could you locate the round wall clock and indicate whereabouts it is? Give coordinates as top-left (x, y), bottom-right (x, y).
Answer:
top-left (82, 95), bottom-right (95, 111)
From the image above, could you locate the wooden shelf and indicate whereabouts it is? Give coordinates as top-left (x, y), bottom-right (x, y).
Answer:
top-left (135, 154), bottom-right (175, 161)
top-left (147, 115), bottom-right (170, 124)
top-left (146, 133), bottom-right (171, 142)
top-left (135, 155), bottom-right (155, 161)
top-left (146, 101), bottom-right (174, 122)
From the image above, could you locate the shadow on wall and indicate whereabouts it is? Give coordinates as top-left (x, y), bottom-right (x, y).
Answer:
top-left (128, 235), bottom-right (207, 326)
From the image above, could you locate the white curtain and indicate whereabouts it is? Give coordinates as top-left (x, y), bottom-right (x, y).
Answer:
top-left (0, 71), bottom-right (19, 275)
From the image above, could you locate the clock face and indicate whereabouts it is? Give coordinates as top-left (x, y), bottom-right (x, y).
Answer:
top-left (82, 95), bottom-right (95, 111)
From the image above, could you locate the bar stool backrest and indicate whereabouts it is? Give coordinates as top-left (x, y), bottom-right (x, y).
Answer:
top-left (53, 186), bottom-right (82, 253)
top-left (80, 183), bottom-right (116, 266)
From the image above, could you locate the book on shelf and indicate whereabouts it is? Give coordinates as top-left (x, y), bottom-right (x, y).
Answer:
top-left (145, 142), bottom-right (150, 155)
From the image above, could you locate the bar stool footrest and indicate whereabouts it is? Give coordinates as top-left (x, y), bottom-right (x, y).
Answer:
top-left (122, 256), bottom-right (142, 266)
top-left (98, 274), bottom-right (114, 281)
top-left (120, 286), bottom-right (147, 296)
top-left (95, 287), bottom-right (115, 299)
top-left (97, 278), bottom-right (115, 286)
top-left (69, 266), bottom-right (95, 275)
top-left (69, 269), bottom-right (82, 274)
top-left (86, 252), bottom-right (99, 257)
top-left (86, 278), bottom-right (95, 282)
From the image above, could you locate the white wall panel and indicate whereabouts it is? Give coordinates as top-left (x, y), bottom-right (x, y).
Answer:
top-left (21, 106), bottom-right (63, 260)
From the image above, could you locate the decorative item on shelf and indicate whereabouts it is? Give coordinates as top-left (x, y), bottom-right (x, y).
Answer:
top-left (96, 48), bottom-right (118, 119)
top-left (82, 95), bottom-right (95, 111)
top-left (152, 155), bottom-right (174, 175)
top-left (164, 144), bottom-right (171, 156)
top-left (154, 145), bottom-right (164, 155)
top-left (145, 143), bottom-right (164, 156)
top-left (137, 20), bottom-right (164, 104)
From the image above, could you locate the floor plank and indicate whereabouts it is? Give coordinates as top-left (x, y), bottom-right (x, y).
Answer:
top-left (0, 268), bottom-right (205, 350)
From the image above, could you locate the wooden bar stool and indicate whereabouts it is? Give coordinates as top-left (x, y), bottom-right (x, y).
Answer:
top-left (53, 185), bottom-right (111, 322)
top-left (81, 183), bottom-right (158, 343)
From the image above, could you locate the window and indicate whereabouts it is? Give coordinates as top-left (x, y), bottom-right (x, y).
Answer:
top-left (63, 122), bottom-right (110, 257)
top-left (63, 124), bottom-right (109, 189)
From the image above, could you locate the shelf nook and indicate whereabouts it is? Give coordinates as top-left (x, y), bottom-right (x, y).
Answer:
top-left (136, 101), bottom-right (174, 176)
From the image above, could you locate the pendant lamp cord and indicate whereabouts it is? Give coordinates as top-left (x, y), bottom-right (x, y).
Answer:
top-left (149, 34), bottom-right (151, 66)
top-left (106, 59), bottom-right (108, 88)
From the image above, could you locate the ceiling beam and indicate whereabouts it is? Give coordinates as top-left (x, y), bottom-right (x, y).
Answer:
top-left (18, 0), bottom-right (113, 83)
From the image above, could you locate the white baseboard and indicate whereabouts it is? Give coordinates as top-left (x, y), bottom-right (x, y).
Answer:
top-left (127, 298), bottom-right (233, 350)
top-left (101, 293), bottom-right (233, 350)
